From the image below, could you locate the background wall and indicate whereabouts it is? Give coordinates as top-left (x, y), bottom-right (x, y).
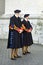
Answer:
top-left (0, 0), bottom-right (5, 15)
top-left (0, 0), bottom-right (43, 45)
top-left (5, 0), bottom-right (43, 15)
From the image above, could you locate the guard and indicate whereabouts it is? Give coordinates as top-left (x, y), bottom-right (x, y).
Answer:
top-left (22, 14), bottom-right (33, 55)
top-left (7, 10), bottom-right (23, 60)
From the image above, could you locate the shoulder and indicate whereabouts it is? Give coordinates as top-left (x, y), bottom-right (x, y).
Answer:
top-left (10, 15), bottom-right (15, 20)
top-left (22, 19), bottom-right (25, 22)
top-left (22, 19), bottom-right (25, 24)
top-left (28, 21), bottom-right (30, 24)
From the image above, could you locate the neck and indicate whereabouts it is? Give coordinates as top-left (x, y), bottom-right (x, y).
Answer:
top-left (15, 14), bottom-right (18, 18)
top-left (25, 18), bottom-right (28, 21)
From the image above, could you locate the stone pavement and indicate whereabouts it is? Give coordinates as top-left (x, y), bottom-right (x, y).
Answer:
top-left (0, 39), bottom-right (43, 65)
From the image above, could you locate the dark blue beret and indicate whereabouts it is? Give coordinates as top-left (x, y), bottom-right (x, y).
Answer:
top-left (24, 14), bottom-right (30, 18)
top-left (14, 9), bottom-right (21, 13)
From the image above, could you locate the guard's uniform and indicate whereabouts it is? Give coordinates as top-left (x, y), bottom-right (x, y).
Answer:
top-left (22, 19), bottom-right (33, 47)
top-left (7, 15), bottom-right (22, 49)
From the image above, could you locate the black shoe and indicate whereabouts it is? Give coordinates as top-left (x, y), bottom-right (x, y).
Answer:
top-left (11, 58), bottom-right (16, 60)
top-left (23, 53), bottom-right (26, 55)
top-left (17, 55), bottom-right (22, 58)
top-left (26, 52), bottom-right (31, 54)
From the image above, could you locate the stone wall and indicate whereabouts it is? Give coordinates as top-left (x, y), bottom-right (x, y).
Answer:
top-left (0, 16), bottom-right (43, 45)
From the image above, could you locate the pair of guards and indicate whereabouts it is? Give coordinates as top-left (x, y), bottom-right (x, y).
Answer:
top-left (7, 10), bottom-right (33, 60)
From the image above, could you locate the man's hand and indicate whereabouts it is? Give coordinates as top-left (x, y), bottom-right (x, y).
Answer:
top-left (9, 26), bottom-right (13, 30)
top-left (26, 28), bottom-right (32, 32)
top-left (17, 28), bottom-right (23, 33)
top-left (27, 29), bottom-right (31, 32)
top-left (19, 29), bottom-right (23, 33)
